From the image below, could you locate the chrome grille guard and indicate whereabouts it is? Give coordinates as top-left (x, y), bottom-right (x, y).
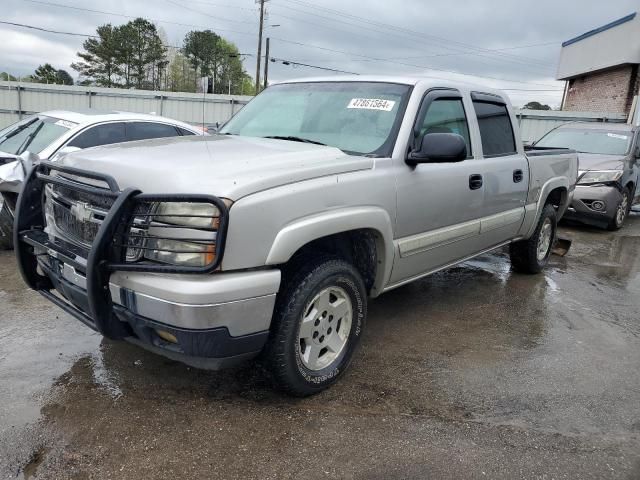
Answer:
top-left (14, 161), bottom-right (229, 339)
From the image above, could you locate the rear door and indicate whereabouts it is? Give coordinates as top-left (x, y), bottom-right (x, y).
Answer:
top-left (470, 93), bottom-right (528, 245)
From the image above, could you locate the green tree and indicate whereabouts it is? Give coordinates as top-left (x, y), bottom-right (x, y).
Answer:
top-left (119, 18), bottom-right (167, 90)
top-left (56, 69), bottom-right (74, 85)
top-left (71, 24), bottom-right (122, 87)
top-left (182, 30), bottom-right (251, 94)
top-left (0, 72), bottom-right (18, 81)
top-left (183, 29), bottom-right (220, 87)
top-left (167, 52), bottom-right (196, 92)
top-left (32, 63), bottom-right (58, 84)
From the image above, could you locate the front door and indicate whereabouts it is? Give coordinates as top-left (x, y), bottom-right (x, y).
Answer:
top-left (391, 89), bottom-right (485, 285)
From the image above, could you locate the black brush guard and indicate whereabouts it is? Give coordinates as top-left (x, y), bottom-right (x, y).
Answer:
top-left (14, 161), bottom-right (229, 340)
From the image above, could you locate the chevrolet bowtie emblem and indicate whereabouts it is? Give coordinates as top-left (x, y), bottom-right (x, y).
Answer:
top-left (70, 202), bottom-right (93, 223)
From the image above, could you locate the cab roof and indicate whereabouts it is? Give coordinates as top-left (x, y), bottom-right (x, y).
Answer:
top-left (38, 109), bottom-right (196, 129)
top-left (273, 75), bottom-right (508, 99)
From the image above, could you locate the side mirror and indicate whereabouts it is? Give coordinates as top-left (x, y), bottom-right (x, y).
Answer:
top-left (407, 132), bottom-right (467, 166)
top-left (635, 145), bottom-right (640, 159)
top-left (51, 146), bottom-right (81, 161)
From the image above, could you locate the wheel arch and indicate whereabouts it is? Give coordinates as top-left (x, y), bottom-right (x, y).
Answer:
top-left (266, 207), bottom-right (395, 297)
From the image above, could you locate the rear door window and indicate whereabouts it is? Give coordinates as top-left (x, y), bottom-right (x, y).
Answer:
top-left (126, 122), bottom-right (180, 141)
top-left (472, 101), bottom-right (517, 157)
top-left (68, 123), bottom-right (127, 149)
top-left (177, 127), bottom-right (196, 136)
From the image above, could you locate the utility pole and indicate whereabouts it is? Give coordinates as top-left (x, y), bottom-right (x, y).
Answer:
top-left (255, 0), bottom-right (266, 94)
top-left (263, 37), bottom-right (270, 90)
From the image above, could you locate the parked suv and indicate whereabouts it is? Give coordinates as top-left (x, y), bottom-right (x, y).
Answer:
top-left (14, 77), bottom-right (578, 395)
top-left (0, 110), bottom-right (203, 249)
top-left (535, 123), bottom-right (639, 230)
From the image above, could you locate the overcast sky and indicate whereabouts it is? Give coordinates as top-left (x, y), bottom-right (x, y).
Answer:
top-left (1, 0), bottom-right (638, 107)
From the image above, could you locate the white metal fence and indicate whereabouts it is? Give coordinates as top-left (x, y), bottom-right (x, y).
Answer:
top-left (515, 109), bottom-right (628, 143)
top-left (0, 81), bottom-right (630, 143)
top-left (0, 81), bottom-right (252, 129)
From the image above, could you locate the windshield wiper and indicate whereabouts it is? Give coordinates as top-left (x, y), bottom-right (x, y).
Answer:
top-left (263, 135), bottom-right (327, 146)
top-left (0, 117), bottom-right (38, 144)
top-left (16, 121), bottom-right (44, 155)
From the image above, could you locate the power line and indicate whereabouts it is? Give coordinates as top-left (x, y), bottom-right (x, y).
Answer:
top-left (270, 57), bottom-right (360, 75)
top-left (162, 0), bottom-right (255, 25)
top-left (270, 37), bottom-right (562, 88)
top-left (0, 20), bottom-right (96, 37)
top-left (0, 18), bottom-right (261, 57)
top-left (273, 0), bottom-right (555, 69)
top-left (23, 0), bottom-right (257, 38)
top-left (267, 5), bottom-right (556, 78)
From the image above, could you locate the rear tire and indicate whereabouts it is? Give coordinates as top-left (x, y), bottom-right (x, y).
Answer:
top-left (0, 197), bottom-right (13, 250)
top-left (607, 187), bottom-right (631, 231)
top-left (265, 255), bottom-right (367, 397)
top-left (510, 203), bottom-right (557, 274)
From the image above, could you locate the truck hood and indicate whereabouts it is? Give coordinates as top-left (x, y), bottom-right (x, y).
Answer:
top-left (59, 135), bottom-right (373, 199)
top-left (577, 153), bottom-right (627, 172)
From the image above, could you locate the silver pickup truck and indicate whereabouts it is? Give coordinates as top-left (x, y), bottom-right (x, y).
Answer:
top-left (14, 76), bottom-right (578, 396)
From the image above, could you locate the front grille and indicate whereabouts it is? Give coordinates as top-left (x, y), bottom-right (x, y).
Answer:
top-left (32, 163), bottom-right (229, 273)
top-left (45, 184), bottom-right (150, 261)
top-left (51, 199), bottom-right (103, 246)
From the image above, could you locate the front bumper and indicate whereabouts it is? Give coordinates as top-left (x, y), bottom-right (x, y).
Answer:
top-left (563, 184), bottom-right (622, 228)
top-left (14, 162), bottom-right (280, 370)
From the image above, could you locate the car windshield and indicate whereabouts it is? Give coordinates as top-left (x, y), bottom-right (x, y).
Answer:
top-left (220, 82), bottom-right (412, 156)
top-left (536, 128), bottom-right (632, 155)
top-left (0, 116), bottom-right (74, 155)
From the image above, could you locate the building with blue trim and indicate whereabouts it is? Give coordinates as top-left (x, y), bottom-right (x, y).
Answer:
top-left (558, 13), bottom-right (640, 115)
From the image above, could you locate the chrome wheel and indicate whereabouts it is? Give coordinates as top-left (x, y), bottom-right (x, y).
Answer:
top-left (536, 217), bottom-right (553, 261)
top-left (298, 286), bottom-right (353, 371)
top-left (615, 192), bottom-right (629, 228)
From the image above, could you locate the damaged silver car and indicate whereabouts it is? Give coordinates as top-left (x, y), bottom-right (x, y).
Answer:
top-left (535, 123), bottom-right (639, 230)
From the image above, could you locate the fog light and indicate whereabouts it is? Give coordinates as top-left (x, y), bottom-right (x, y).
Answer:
top-left (591, 200), bottom-right (605, 211)
top-left (156, 329), bottom-right (178, 344)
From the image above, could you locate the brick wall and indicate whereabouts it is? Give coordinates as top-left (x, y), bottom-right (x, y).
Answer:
top-left (563, 64), bottom-right (640, 115)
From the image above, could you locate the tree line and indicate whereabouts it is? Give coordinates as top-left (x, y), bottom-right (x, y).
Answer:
top-left (71, 18), bottom-right (253, 95)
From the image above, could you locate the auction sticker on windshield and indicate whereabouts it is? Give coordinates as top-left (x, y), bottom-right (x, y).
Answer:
top-left (607, 133), bottom-right (628, 140)
top-left (347, 98), bottom-right (396, 111)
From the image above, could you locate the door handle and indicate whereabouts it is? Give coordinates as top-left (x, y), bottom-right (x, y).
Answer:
top-left (469, 174), bottom-right (483, 190)
top-left (513, 169), bottom-right (524, 183)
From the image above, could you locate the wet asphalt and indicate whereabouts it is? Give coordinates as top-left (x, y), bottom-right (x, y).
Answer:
top-left (1, 216), bottom-right (640, 480)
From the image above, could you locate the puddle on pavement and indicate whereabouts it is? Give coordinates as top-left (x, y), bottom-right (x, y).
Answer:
top-left (2, 222), bottom-right (640, 478)
top-left (22, 446), bottom-right (50, 480)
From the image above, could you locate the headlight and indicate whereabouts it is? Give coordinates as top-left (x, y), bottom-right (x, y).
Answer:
top-left (577, 170), bottom-right (623, 185)
top-left (153, 201), bottom-right (221, 228)
top-left (134, 200), bottom-right (230, 268)
top-left (144, 237), bottom-right (216, 267)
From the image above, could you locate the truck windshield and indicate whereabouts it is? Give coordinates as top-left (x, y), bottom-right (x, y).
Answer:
top-left (536, 128), bottom-right (631, 155)
top-left (0, 116), bottom-right (73, 155)
top-left (220, 82), bottom-right (411, 156)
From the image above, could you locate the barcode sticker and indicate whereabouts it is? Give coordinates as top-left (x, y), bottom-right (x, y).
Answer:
top-left (347, 98), bottom-right (396, 111)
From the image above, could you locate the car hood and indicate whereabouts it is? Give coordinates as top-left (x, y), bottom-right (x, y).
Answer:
top-left (577, 153), bottom-right (627, 172)
top-left (58, 135), bottom-right (373, 200)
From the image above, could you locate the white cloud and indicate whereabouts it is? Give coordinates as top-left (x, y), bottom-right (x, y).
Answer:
top-left (0, 28), bottom-right (78, 76)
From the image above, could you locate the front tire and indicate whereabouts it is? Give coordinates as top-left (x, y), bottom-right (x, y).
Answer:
top-left (510, 203), bottom-right (557, 274)
top-left (265, 255), bottom-right (367, 397)
top-left (0, 196), bottom-right (14, 250)
top-left (607, 187), bottom-right (631, 231)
